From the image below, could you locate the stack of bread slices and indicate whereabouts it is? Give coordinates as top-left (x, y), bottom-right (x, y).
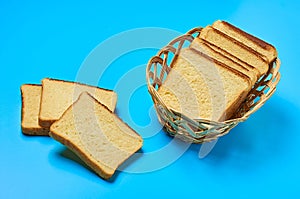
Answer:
top-left (21, 78), bottom-right (143, 180)
top-left (158, 20), bottom-right (277, 121)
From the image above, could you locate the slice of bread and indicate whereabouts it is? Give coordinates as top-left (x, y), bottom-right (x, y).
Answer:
top-left (21, 84), bottom-right (49, 135)
top-left (190, 37), bottom-right (258, 85)
top-left (199, 26), bottom-right (269, 78)
top-left (212, 20), bottom-right (277, 63)
top-left (157, 48), bottom-right (251, 121)
top-left (39, 78), bottom-right (117, 128)
top-left (49, 92), bottom-right (143, 180)
top-left (200, 39), bottom-right (261, 79)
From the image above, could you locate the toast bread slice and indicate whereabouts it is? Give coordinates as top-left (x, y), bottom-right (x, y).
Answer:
top-left (190, 37), bottom-right (257, 85)
top-left (190, 48), bottom-right (252, 120)
top-left (199, 26), bottom-right (269, 78)
top-left (21, 84), bottom-right (49, 135)
top-left (39, 78), bottom-right (117, 128)
top-left (157, 48), bottom-right (251, 121)
top-left (212, 20), bottom-right (277, 63)
top-left (201, 40), bottom-right (261, 79)
top-left (50, 92), bottom-right (143, 180)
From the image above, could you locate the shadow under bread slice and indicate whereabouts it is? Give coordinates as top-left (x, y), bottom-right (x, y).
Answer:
top-left (190, 37), bottom-right (257, 86)
top-left (199, 26), bottom-right (269, 79)
top-left (157, 48), bottom-right (251, 122)
top-left (212, 20), bottom-right (277, 63)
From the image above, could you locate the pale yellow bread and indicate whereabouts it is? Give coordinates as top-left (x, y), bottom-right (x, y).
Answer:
top-left (21, 84), bottom-right (49, 135)
top-left (201, 39), bottom-right (261, 79)
top-left (199, 26), bottom-right (269, 78)
top-left (50, 92), bottom-right (143, 180)
top-left (157, 48), bottom-right (251, 121)
top-left (212, 20), bottom-right (277, 63)
top-left (39, 78), bottom-right (117, 128)
top-left (190, 37), bottom-right (257, 85)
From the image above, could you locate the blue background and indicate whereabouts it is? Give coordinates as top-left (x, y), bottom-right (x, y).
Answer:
top-left (1, 0), bottom-right (300, 198)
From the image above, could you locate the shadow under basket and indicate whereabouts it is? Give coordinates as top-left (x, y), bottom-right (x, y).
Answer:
top-left (146, 27), bottom-right (281, 144)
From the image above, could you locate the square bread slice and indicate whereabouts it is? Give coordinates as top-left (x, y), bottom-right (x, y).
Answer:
top-left (212, 20), bottom-right (277, 63)
top-left (196, 38), bottom-right (261, 79)
top-left (157, 48), bottom-right (251, 121)
top-left (199, 26), bottom-right (269, 78)
top-left (49, 92), bottom-right (143, 180)
top-left (190, 37), bottom-right (258, 85)
top-left (39, 78), bottom-right (117, 128)
top-left (21, 84), bottom-right (49, 135)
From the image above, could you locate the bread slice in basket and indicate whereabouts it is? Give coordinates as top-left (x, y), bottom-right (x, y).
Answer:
top-left (157, 48), bottom-right (251, 121)
top-left (198, 39), bottom-right (260, 80)
top-left (199, 26), bottom-right (269, 78)
top-left (212, 20), bottom-right (277, 63)
top-left (39, 78), bottom-right (117, 128)
top-left (190, 38), bottom-right (258, 85)
top-left (50, 92), bottom-right (143, 180)
top-left (21, 84), bottom-right (49, 135)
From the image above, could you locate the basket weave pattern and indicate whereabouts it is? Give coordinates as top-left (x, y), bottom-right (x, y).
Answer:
top-left (146, 27), bottom-right (281, 143)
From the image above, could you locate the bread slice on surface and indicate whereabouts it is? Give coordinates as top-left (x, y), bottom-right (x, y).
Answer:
top-left (21, 84), bottom-right (49, 135)
top-left (212, 20), bottom-right (277, 63)
top-left (190, 37), bottom-right (257, 85)
top-left (157, 48), bottom-right (251, 121)
top-left (39, 78), bottom-right (117, 128)
top-left (50, 92), bottom-right (143, 180)
top-left (199, 26), bottom-right (269, 78)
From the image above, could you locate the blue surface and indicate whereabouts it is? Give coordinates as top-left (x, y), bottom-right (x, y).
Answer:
top-left (1, 0), bottom-right (300, 198)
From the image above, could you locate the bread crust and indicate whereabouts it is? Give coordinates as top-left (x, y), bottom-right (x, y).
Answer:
top-left (206, 26), bottom-right (268, 63)
top-left (44, 78), bottom-right (115, 93)
top-left (190, 38), bottom-right (259, 85)
top-left (199, 26), bottom-right (270, 78)
top-left (39, 78), bottom-right (117, 128)
top-left (215, 20), bottom-right (277, 53)
top-left (189, 48), bottom-right (252, 86)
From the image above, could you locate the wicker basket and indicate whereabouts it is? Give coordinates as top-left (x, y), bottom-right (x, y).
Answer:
top-left (146, 27), bottom-right (281, 143)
